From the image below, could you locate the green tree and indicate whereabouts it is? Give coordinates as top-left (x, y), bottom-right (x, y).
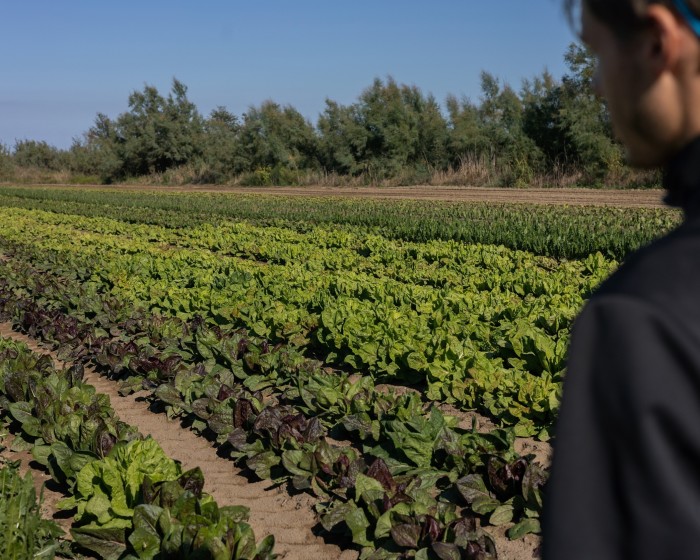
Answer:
top-left (84, 78), bottom-right (205, 181)
top-left (237, 100), bottom-right (319, 183)
top-left (81, 113), bottom-right (123, 182)
top-left (521, 70), bottom-right (572, 169)
top-left (200, 106), bottom-right (242, 183)
top-left (445, 94), bottom-right (490, 168)
top-left (12, 140), bottom-right (66, 171)
top-left (117, 78), bottom-right (204, 176)
top-left (522, 44), bottom-right (622, 184)
top-left (560, 43), bottom-right (622, 182)
top-left (411, 91), bottom-right (449, 172)
top-left (478, 72), bottom-right (543, 186)
top-left (317, 99), bottom-right (369, 175)
top-left (319, 77), bottom-right (449, 180)
top-left (356, 77), bottom-right (419, 178)
top-left (0, 143), bottom-right (13, 178)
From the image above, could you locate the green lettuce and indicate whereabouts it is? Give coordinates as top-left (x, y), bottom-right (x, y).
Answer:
top-left (58, 438), bottom-right (181, 558)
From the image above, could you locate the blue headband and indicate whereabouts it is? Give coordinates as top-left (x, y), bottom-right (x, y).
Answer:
top-left (674, 0), bottom-right (700, 37)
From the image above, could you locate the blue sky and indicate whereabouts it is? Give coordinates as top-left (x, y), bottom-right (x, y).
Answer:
top-left (0, 1), bottom-right (576, 149)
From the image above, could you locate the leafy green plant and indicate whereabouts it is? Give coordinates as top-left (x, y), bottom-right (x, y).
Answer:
top-left (128, 470), bottom-right (275, 560)
top-left (0, 462), bottom-right (65, 560)
top-left (56, 438), bottom-right (181, 557)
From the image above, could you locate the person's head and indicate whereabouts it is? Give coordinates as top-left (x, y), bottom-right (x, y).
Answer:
top-left (565, 0), bottom-right (700, 167)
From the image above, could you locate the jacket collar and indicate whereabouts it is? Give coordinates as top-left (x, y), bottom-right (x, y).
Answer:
top-left (663, 136), bottom-right (700, 220)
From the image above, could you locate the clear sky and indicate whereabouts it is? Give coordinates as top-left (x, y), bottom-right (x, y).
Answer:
top-left (1, 1), bottom-right (576, 149)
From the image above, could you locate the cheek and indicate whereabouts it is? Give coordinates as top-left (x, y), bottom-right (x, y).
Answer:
top-left (617, 96), bottom-right (678, 168)
top-left (597, 71), bottom-right (627, 135)
top-left (596, 59), bottom-right (640, 139)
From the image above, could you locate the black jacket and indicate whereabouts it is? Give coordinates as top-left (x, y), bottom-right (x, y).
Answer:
top-left (543, 138), bottom-right (700, 560)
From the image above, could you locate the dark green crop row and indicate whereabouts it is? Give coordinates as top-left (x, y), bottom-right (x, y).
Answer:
top-left (0, 185), bottom-right (681, 260)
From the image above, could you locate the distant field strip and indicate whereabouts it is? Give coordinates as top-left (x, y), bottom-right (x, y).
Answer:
top-left (0, 185), bottom-right (680, 259)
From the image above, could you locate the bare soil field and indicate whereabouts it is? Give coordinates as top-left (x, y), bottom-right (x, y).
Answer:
top-left (0, 323), bottom-right (544, 560)
top-left (23, 183), bottom-right (668, 208)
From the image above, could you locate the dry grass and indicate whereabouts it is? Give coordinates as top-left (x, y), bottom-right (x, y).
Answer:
top-left (0, 165), bottom-right (99, 186)
top-left (0, 160), bottom-right (662, 190)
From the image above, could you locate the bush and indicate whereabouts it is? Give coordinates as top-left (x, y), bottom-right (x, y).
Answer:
top-left (0, 144), bottom-right (14, 179)
top-left (240, 166), bottom-right (273, 186)
top-left (68, 174), bottom-right (100, 185)
top-left (13, 140), bottom-right (66, 171)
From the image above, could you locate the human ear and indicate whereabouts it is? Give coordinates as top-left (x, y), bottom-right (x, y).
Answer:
top-left (644, 4), bottom-right (684, 75)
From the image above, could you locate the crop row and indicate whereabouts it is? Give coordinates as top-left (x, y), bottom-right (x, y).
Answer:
top-left (0, 335), bottom-right (275, 559)
top-left (0, 206), bottom-right (618, 436)
top-left (0, 246), bottom-right (545, 559)
top-left (0, 186), bottom-right (680, 259)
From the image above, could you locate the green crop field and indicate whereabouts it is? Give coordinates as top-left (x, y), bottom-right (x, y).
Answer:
top-left (0, 186), bottom-right (678, 559)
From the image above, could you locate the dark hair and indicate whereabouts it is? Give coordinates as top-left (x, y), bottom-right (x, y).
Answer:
top-left (565, 0), bottom-right (700, 37)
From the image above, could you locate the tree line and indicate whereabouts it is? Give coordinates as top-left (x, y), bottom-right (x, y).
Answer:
top-left (0, 45), bottom-right (659, 188)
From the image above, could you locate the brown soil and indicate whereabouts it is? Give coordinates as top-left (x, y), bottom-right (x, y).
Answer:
top-left (0, 323), bottom-right (546, 560)
top-left (9, 183), bottom-right (668, 208)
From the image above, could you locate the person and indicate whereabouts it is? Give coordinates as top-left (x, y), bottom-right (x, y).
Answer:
top-left (543, 1), bottom-right (700, 559)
